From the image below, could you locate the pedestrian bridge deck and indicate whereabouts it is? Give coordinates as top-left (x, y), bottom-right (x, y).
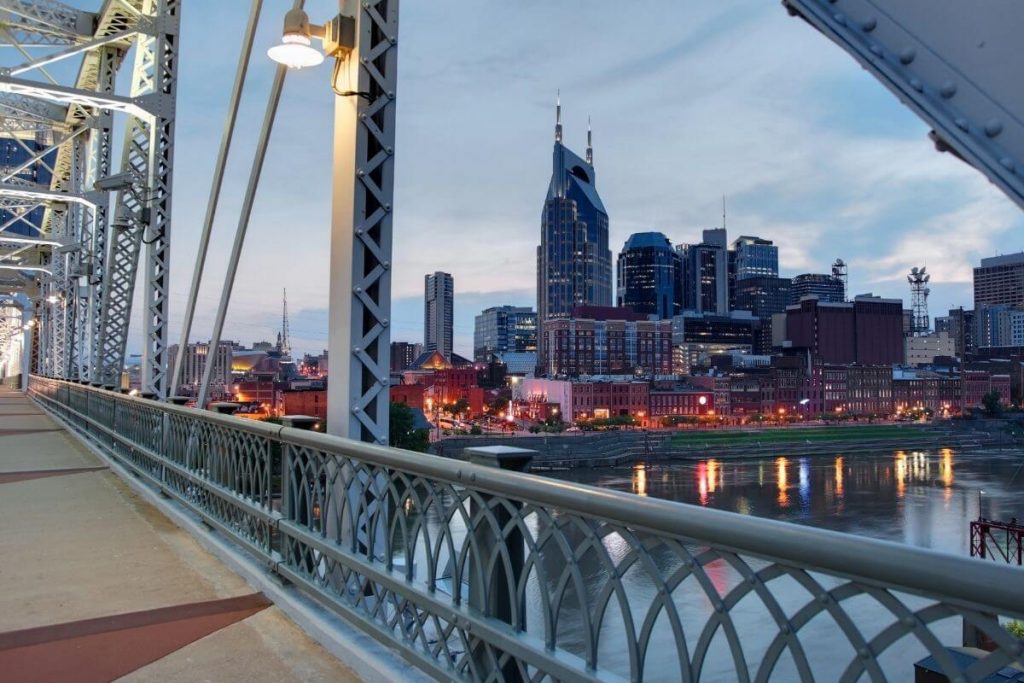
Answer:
top-left (0, 386), bottom-right (362, 682)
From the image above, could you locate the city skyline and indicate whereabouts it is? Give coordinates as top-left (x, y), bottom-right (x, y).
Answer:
top-left (154, 1), bottom-right (1023, 359)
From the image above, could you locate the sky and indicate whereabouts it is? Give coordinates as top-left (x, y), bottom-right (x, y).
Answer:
top-left (130, 0), bottom-right (1024, 358)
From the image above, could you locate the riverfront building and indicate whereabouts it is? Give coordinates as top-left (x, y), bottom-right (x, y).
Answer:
top-left (473, 306), bottom-right (537, 362)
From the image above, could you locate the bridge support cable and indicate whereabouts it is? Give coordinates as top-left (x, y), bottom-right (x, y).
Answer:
top-left (169, 0), bottom-right (262, 399)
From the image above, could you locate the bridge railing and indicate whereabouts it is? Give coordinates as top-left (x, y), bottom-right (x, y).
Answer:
top-left (27, 375), bottom-right (1024, 682)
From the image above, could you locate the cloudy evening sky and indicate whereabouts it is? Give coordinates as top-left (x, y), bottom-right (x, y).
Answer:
top-left (150, 0), bottom-right (1024, 358)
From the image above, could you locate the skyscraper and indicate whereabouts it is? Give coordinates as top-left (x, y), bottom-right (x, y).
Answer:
top-left (537, 98), bottom-right (611, 333)
top-left (616, 232), bottom-right (683, 318)
top-left (679, 228), bottom-right (728, 315)
top-left (424, 271), bottom-right (454, 360)
top-left (473, 306), bottom-right (537, 362)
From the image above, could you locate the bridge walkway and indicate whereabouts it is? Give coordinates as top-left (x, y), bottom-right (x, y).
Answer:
top-left (0, 386), bottom-right (362, 682)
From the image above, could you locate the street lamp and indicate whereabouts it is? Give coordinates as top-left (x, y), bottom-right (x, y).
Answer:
top-left (267, 8), bottom-right (355, 71)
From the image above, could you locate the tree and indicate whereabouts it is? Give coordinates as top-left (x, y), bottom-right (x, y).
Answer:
top-left (390, 402), bottom-right (430, 452)
top-left (981, 390), bottom-right (1003, 417)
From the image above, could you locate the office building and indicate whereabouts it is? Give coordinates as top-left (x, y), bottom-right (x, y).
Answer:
top-left (975, 304), bottom-right (1024, 349)
top-left (670, 311), bottom-right (758, 374)
top-left (733, 276), bottom-right (792, 318)
top-left (730, 235), bottom-right (778, 281)
top-left (974, 252), bottom-right (1024, 309)
top-left (616, 232), bottom-right (683, 318)
top-left (541, 307), bottom-right (673, 377)
top-left (424, 271), bottom-right (454, 360)
top-left (788, 273), bottom-right (845, 304)
top-left (678, 228), bottom-right (728, 315)
top-left (473, 306), bottom-right (537, 362)
top-left (785, 294), bottom-right (904, 365)
top-left (537, 101), bottom-right (612, 336)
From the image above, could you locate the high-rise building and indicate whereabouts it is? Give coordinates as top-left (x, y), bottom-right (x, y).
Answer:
top-left (390, 341), bottom-right (422, 373)
top-left (542, 311), bottom-right (673, 378)
top-left (537, 99), bottom-right (611, 337)
top-left (974, 304), bottom-right (1024, 348)
top-left (936, 307), bottom-right (975, 357)
top-left (616, 232), bottom-right (683, 318)
top-left (974, 252), bottom-right (1024, 309)
top-left (788, 273), bottom-right (845, 304)
top-left (0, 135), bottom-right (55, 236)
top-left (424, 271), bottom-right (454, 360)
top-left (678, 228), bottom-right (728, 315)
top-left (730, 235), bottom-right (779, 281)
top-left (473, 306), bottom-right (537, 362)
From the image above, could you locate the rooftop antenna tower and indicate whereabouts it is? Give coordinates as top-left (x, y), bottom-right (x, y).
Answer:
top-left (907, 266), bottom-right (931, 335)
top-left (832, 258), bottom-right (848, 302)
top-left (281, 288), bottom-right (291, 358)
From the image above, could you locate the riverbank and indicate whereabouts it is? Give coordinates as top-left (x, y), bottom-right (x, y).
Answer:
top-left (435, 422), bottom-right (1021, 471)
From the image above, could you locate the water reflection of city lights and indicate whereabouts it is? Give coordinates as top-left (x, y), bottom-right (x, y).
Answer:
top-left (834, 456), bottom-right (844, 498)
top-left (895, 451), bottom-right (907, 498)
top-left (697, 461), bottom-right (709, 506)
top-left (799, 457), bottom-right (810, 511)
top-left (941, 448), bottom-right (954, 504)
top-left (707, 459), bottom-right (719, 494)
top-left (776, 457), bottom-right (789, 507)
top-left (633, 463), bottom-right (648, 497)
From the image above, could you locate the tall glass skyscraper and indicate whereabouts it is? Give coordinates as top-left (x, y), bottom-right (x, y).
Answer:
top-left (424, 271), bottom-right (454, 360)
top-left (730, 235), bottom-right (779, 280)
top-left (616, 232), bottom-right (682, 318)
top-left (473, 305), bottom-right (537, 362)
top-left (537, 99), bottom-right (611, 333)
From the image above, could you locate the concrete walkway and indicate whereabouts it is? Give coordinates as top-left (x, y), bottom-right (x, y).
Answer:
top-left (0, 386), bottom-right (363, 682)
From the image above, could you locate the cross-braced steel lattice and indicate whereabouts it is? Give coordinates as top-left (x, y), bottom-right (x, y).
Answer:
top-left (0, 0), bottom-right (177, 396)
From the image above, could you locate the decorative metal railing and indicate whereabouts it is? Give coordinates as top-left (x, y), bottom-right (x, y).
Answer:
top-left (27, 376), bottom-right (1024, 682)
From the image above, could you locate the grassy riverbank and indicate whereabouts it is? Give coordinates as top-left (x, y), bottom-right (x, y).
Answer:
top-left (668, 424), bottom-right (930, 448)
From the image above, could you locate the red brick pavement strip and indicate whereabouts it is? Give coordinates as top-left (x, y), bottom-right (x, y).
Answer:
top-left (0, 593), bottom-right (271, 682)
top-left (0, 466), bottom-right (109, 484)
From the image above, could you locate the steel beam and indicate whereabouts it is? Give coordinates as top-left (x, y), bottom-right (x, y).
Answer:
top-left (327, 0), bottom-right (399, 443)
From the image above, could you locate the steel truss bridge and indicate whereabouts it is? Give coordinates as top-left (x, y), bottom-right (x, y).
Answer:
top-left (1, 1), bottom-right (1023, 681)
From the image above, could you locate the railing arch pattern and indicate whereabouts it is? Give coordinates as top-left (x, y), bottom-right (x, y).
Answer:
top-left (26, 375), bottom-right (1024, 682)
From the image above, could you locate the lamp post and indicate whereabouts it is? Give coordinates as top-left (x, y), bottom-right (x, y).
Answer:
top-left (268, 2), bottom-right (398, 442)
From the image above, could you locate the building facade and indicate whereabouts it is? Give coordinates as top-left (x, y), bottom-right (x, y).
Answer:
top-left (473, 305), bottom-right (537, 362)
top-left (0, 135), bottom-right (54, 236)
top-left (390, 341), bottom-right (422, 373)
top-left (730, 235), bottom-right (778, 281)
top-left (543, 314), bottom-right (673, 378)
top-left (616, 232), bottom-right (683, 318)
top-left (679, 228), bottom-right (728, 315)
top-left (974, 252), bottom-right (1024, 309)
top-left (424, 271), bottom-right (454, 360)
top-left (167, 341), bottom-right (233, 393)
top-left (785, 295), bottom-right (904, 365)
top-left (789, 273), bottom-right (846, 304)
top-left (904, 332), bottom-right (957, 366)
top-left (537, 102), bottom-right (611, 343)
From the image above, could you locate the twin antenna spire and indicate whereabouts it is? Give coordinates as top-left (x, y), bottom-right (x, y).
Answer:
top-left (555, 90), bottom-right (593, 165)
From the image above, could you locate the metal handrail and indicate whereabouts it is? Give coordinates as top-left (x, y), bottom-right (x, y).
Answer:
top-left (26, 375), bottom-right (1024, 682)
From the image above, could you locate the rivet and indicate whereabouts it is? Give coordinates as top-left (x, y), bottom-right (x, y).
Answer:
top-left (819, 594), bottom-right (830, 604)
top-left (353, 346), bottom-right (362, 354)
top-left (984, 119), bottom-right (1003, 137)
top-left (385, 146), bottom-right (393, 154)
top-left (833, 13), bottom-right (845, 25)
top-left (353, 405), bottom-right (361, 413)
top-left (382, 261), bottom-right (390, 269)
top-left (357, 169), bottom-right (365, 177)
top-left (859, 647), bottom-right (870, 659)
top-left (861, 17), bottom-right (877, 32)
top-left (940, 81), bottom-right (957, 98)
top-left (780, 624), bottom-right (790, 635)
top-left (909, 78), bottom-right (923, 92)
top-left (380, 375), bottom-right (388, 382)
top-left (869, 45), bottom-right (883, 57)
top-left (714, 601), bottom-right (724, 613)
top-left (748, 576), bottom-right (758, 586)
top-left (954, 117), bottom-right (969, 132)
top-left (387, 91), bottom-right (395, 99)
top-left (903, 616), bottom-right (915, 627)
top-left (381, 319), bottom-right (390, 327)
top-left (1000, 157), bottom-right (1015, 172)
top-left (899, 48), bottom-right (916, 64)
top-left (354, 286), bottom-right (362, 293)
top-left (384, 204), bottom-right (392, 212)
top-left (389, 36), bottom-right (397, 45)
